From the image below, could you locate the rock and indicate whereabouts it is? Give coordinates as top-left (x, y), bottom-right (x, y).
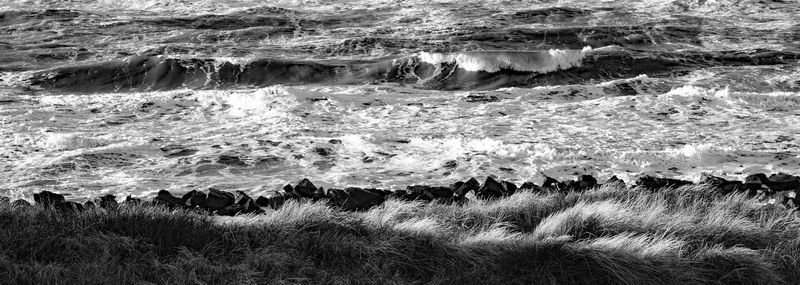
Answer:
top-left (12, 199), bottom-right (31, 208)
top-left (294, 178), bottom-right (318, 198)
top-left (205, 188), bottom-right (234, 210)
top-left (699, 173), bottom-right (743, 195)
top-left (542, 176), bottom-right (560, 190)
top-left (744, 173), bottom-right (771, 195)
top-left (256, 191), bottom-right (285, 210)
top-left (576, 175), bottom-right (598, 190)
top-left (54, 201), bottom-right (84, 213)
top-left (97, 194), bottom-right (118, 209)
top-left (501, 180), bottom-right (517, 195)
top-left (33, 191), bottom-right (65, 207)
top-left (328, 187), bottom-right (385, 211)
top-left (187, 191), bottom-right (207, 208)
top-left (476, 176), bottom-right (506, 200)
top-left (634, 175), bottom-right (693, 190)
top-left (234, 191), bottom-right (263, 214)
top-left (767, 173), bottom-right (800, 191)
top-left (454, 178), bottom-right (480, 198)
top-left (408, 185), bottom-right (453, 200)
top-left (84, 200), bottom-right (96, 209)
top-left (153, 190), bottom-right (186, 209)
top-left (604, 175), bottom-right (626, 188)
top-left (125, 195), bottom-right (142, 204)
top-left (313, 187), bottom-right (327, 201)
top-left (520, 182), bottom-right (544, 192)
top-left (283, 184), bottom-right (294, 193)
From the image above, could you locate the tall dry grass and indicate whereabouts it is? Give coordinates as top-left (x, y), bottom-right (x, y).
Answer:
top-left (1, 184), bottom-right (798, 284)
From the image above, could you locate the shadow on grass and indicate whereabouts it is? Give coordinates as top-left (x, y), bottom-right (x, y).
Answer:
top-left (1, 184), bottom-right (798, 284)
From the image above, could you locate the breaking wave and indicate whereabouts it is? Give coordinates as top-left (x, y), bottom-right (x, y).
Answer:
top-left (11, 48), bottom-right (799, 92)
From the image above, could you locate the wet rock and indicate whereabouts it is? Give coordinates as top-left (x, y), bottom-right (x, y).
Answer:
top-left (634, 175), bottom-right (693, 190)
top-left (408, 185), bottom-right (453, 200)
top-left (576, 175), bottom-right (598, 190)
top-left (294, 178), bottom-right (318, 198)
top-left (744, 173), bottom-right (771, 195)
top-left (84, 200), bottom-right (96, 209)
top-left (283, 184), bottom-right (294, 193)
top-left (604, 175), bottom-right (626, 189)
top-left (454, 177), bottom-right (480, 198)
top-left (217, 155), bottom-right (247, 167)
top-left (234, 191), bottom-right (263, 214)
top-left (520, 182), bottom-right (544, 192)
top-left (476, 176), bottom-right (506, 200)
top-left (153, 190), bottom-right (186, 209)
top-left (186, 191), bottom-right (207, 208)
top-left (501, 180), bottom-right (518, 195)
top-left (205, 188), bottom-right (234, 210)
top-left (767, 173), bottom-right (800, 191)
top-left (699, 173), bottom-right (743, 195)
top-left (256, 191), bottom-right (285, 210)
top-left (97, 194), bottom-right (118, 209)
top-left (12, 199), bottom-right (31, 208)
top-left (328, 187), bottom-right (385, 211)
top-left (125, 195), bottom-right (142, 204)
top-left (54, 201), bottom-right (84, 213)
top-left (542, 176), bottom-right (560, 190)
top-left (33, 191), bottom-right (65, 207)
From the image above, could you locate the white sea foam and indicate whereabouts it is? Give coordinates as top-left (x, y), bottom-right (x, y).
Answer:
top-left (417, 47), bottom-right (592, 73)
top-left (41, 133), bottom-right (108, 151)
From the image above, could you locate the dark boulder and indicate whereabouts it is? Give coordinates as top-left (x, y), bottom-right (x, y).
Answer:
top-left (33, 191), bottom-right (65, 207)
top-left (576, 175), bottom-right (598, 190)
top-left (699, 173), bottom-right (743, 195)
top-left (454, 177), bottom-right (480, 198)
top-left (408, 185), bottom-right (453, 200)
top-left (153, 190), bottom-right (186, 209)
top-left (54, 201), bottom-right (84, 213)
top-left (97, 194), bottom-right (118, 209)
top-left (520, 182), bottom-right (544, 192)
top-left (542, 176), bottom-right (560, 190)
top-left (125, 195), bottom-right (142, 204)
top-left (187, 191), bottom-right (207, 208)
top-left (328, 187), bottom-right (385, 211)
top-left (256, 191), bottom-right (285, 210)
top-left (744, 173), bottom-right (771, 195)
top-left (501, 180), bottom-right (518, 195)
top-left (476, 176), bottom-right (506, 200)
top-left (634, 175), bottom-right (693, 190)
top-left (84, 200), bottom-right (96, 209)
top-left (12, 199), bottom-right (31, 208)
top-left (604, 175), bottom-right (627, 189)
top-left (404, 186), bottom-right (433, 201)
top-left (205, 188), bottom-right (234, 210)
top-left (294, 178), bottom-right (318, 198)
top-left (234, 191), bottom-right (263, 214)
top-left (767, 173), bottom-right (800, 191)
top-left (283, 184), bottom-right (294, 193)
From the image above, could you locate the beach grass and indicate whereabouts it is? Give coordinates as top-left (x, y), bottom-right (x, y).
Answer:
top-left (1, 184), bottom-right (798, 284)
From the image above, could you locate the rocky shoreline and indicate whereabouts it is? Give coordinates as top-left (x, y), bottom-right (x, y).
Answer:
top-left (3, 172), bottom-right (799, 215)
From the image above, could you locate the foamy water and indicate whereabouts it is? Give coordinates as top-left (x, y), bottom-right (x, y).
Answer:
top-left (0, 0), bottom-right (799, 200)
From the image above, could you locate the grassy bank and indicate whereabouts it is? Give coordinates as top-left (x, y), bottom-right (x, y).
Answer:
top-left (1, 185), bottom-right (799, 284)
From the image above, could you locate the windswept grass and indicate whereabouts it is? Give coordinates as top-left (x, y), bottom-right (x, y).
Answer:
top-left (1, 184), bottom-right (799, 284)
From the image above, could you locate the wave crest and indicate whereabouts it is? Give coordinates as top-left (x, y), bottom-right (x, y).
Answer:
top-left (418, 47), bottom-right (591, 73)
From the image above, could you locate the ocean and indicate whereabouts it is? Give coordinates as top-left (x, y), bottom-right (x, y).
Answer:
top-left (1, 0), bottom-right (799, 200)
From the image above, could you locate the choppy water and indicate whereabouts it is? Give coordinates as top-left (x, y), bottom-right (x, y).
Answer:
top-left (1, 0), bottom-right (799, 200)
